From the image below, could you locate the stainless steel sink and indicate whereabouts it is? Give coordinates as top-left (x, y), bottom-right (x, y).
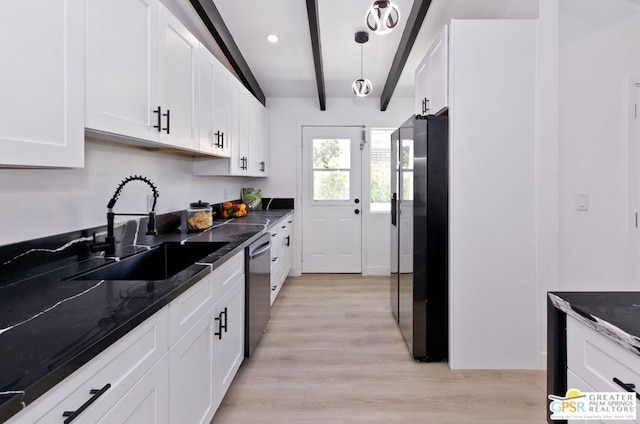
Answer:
top-left (70, 242), bottom-right (228, 281)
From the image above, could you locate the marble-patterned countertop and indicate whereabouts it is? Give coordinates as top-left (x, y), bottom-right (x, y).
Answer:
top-left (548, 292), bottom-right (640, 356)
top-left (0, 210), bottom-right (292, 422)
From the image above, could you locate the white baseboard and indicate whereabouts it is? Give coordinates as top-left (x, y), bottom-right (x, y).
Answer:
top-left (363, 266), bottom-right (390, 276)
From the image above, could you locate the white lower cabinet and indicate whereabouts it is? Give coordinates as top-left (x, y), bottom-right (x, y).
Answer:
top-left (97, 354), bottom-right (169, 424)
top-left (169, 307), bottom-right (216, 424)
top-left (566, 315), bottom-right (640, 424)
top-left (167, 251), bottom-right (245, 423)
top-left (212, 273), bottom-right (245, 406)
top-left (270, 214), bottom-right (293, 305)
top-left (7, 252), bottom-right (246, 424)
top-left (6, 307), bottom-right (169, 424)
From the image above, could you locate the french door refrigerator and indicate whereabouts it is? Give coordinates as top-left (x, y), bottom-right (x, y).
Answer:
top-left (390, 115), bottom-right (448, 362)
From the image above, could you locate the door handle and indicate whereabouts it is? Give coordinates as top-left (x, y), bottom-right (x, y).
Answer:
top-left (355, 209), bottom-right (360, 215)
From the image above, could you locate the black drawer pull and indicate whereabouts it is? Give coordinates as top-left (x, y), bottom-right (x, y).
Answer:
top-left (221, 307), bottom-right (228, 333)
top-left (162, 109), bottom-right (170, 134)
top-left (63, 383), bottom-right (111, 423)
top-left (214, 312), bottom-right (223, 339)
top-left (613, 377), bottom-right (640, 400)
top-left (153, 106), bottom-right (162, 132)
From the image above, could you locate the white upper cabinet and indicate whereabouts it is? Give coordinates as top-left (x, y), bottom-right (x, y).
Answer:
top-left (158, 5), bottom-right (199, 150)
top-left (249, 96), bottom-right (269, 176)
top-left (86, 0), bottom-right (198, 151)
top-left (0, 0), bottom-right (84, 167)
top-left (199, 47), bottom-right (231, 157)
top-left (85, 0), bottom-right (160, 143)
top-left (415, 25), bottom-right (448, 116)
top-left (193, 85), bottom-right (269, 177)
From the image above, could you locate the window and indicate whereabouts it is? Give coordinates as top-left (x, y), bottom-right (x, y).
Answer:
top-left (312, 138), bottom-right (351, 201)
top-left (370, 128), bottom-right (393, 212)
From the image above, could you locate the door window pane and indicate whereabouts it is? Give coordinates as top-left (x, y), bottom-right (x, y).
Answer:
top-left (313, 170), bottom-right (350, 200)
top-left (312, 138), bottom-right (350, 201)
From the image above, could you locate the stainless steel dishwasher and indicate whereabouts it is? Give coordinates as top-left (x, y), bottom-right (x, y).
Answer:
top-left (245, 233), bottom-right (271, 357)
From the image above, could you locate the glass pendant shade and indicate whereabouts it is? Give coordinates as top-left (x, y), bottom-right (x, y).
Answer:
top-left (366, 1), bottom-right (400, 35)
top-left (352, 78), bottom-right (372, 97)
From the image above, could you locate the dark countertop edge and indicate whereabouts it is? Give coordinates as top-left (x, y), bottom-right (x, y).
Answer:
top-left (548, 292), bottom-right (640, 357)
top-left (0, 211), bottom-right (293, 422)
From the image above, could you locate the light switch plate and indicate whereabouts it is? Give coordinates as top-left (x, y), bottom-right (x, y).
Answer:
top-left (576, 193), bottom-right (589, 211)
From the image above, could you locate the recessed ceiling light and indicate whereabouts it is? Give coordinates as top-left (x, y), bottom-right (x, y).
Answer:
top-left (266, 34), bottom-right (279, 43)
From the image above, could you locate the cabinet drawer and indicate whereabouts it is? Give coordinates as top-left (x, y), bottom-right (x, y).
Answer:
top-left (8, 307), bottom-right (169, 424)
top-left (567, 315), bottom-right (640, 420)
top-left (213, 251), bottom-right (244, 298)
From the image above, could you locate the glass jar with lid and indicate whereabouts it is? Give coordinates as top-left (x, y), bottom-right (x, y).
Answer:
top-left (187, 200), bottom-right (212, 231)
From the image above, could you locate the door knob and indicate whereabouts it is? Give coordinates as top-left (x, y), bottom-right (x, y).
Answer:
top-left (355, 209), bottom-right (360, 215)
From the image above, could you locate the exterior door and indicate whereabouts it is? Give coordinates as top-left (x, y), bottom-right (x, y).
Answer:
top-left (302, 126), bottom-right (363, 273)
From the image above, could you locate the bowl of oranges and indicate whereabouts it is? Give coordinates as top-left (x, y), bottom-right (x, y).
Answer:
top-left (222, 201), bottom-right (247, 218)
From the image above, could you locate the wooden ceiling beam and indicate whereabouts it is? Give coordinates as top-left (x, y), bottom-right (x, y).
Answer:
top-left (306, 0), bottom-right (326, 111)
top-left (189, 0), bottom-right (266, 106)
top-left (380, 0), bottom-right (432, 111)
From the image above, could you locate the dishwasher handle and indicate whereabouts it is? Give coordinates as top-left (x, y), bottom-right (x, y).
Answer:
top-left (249, 239), bottom-right (271, 259)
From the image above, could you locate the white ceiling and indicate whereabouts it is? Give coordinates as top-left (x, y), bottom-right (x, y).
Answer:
top-left (213, 0), bottom-right (539, 105)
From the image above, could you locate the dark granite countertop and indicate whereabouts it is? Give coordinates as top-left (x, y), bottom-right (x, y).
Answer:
top-left (0, 210), bottom-right (293, 422)
top-left (548, 292), bottom-right (640, 356)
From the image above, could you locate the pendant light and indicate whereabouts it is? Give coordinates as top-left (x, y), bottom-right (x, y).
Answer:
top-left (366, 0), bottom-right (401, 35)
top-left (352, 31), bottom-right (372, 97)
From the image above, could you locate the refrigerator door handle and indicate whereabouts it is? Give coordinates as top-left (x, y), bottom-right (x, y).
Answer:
top-left (391, 192), bottom-right (397, 226)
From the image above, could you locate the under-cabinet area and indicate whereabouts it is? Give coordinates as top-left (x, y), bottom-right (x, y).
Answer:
top-left (0, 210), bottom-right (293, 423)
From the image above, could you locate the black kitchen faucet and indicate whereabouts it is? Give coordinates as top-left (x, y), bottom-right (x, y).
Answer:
top-left (90, 175), bottom-right (159, 256)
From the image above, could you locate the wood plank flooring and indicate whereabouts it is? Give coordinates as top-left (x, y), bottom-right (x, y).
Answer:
top-left (212, 275), bottom-right (547, 423)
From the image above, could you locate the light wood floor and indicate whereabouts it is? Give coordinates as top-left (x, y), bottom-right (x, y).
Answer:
top-left (212, 275), bottom-right (547, 423)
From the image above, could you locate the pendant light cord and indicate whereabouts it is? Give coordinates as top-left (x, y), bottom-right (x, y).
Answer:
top-left (360, 44), bottom-right (364, 78)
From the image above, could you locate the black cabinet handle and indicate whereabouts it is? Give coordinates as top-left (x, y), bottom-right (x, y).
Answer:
top-left (63, 383), bottom-right (111, 423)
top-left (613, 377), bottom-right (640, 399)
top-left (214, 312), bottom-right (223, 339)
top-left (355, 209), bottom-right (360, 215)
top-left (285, 236), bottom-right (290, 247)
top-left (153, 107), bottom-right (162, 132)
top-left (162, 109), bottom-right (170, 134)
top-left (272, 285), bottom-right (277, 291)
top-left (221, 307), bottom-right (228, 333)
top-left (214, 131), bottom-right (224, 148)
top-left (260, 161), bottom-right (265, 172)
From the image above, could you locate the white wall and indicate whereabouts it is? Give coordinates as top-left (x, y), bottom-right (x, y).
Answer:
top-left (558, 0), bottom-right (640, 291)
top-left (0, 140), bottom-right (249, 246)
top-left (256, 96), bottom-right (413, 276)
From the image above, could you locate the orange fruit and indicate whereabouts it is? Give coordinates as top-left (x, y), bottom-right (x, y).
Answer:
top-left (222, 201), bottom-right (232, 210)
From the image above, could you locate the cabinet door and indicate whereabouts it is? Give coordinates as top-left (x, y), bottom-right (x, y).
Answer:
top-left (97, 355), bottom-right (169, 424)
top-left (169, 308), bottom-right (215, 424)
top-left (428, 25), bottom-right (448, 115)
top-left (0, 0), bottom-right (84, 167)
top-left (85, 0), bottom-right (160, 143)
top-left (249, 97), bottom-right (269, 176)
top-left (414, 57), bottom-right (429, 116)
top-left (212, 275), bottom-right (245, 410)
top-left (230, 87), bottom-right (250, 175)
top-left (213, 62), bottom-right (232, 158)
top-left (158, 4), bottom-right (199, 151)
top-left (198, 45), bottom-right (216, 155)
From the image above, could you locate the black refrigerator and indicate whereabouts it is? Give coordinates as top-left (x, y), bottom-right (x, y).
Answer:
top-left (390, 114), bottom-right (448, 362)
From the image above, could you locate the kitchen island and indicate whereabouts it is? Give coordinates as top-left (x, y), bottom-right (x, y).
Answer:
top-left (547, 292), bottom-right (640, 423)
top-left (0, 209), bottom-right (292, 422)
